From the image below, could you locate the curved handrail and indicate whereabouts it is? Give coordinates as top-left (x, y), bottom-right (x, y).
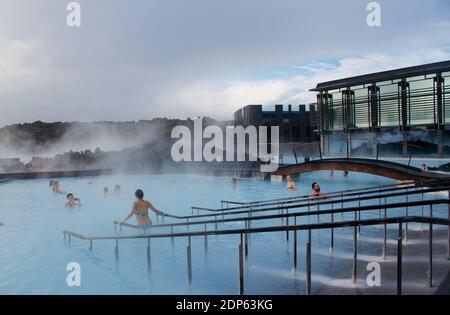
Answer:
top-left (275, 158), bottom-right (450, 181)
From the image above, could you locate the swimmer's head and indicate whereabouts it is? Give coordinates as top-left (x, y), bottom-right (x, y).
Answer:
top-left (49, 180), bottom-right (54, 187)
top-left (114, 184), bottom-right (121, 192)
top-left (103, 187), bottom-right (109, 193)
top-left (312, 182), bottom-right (320, 192)
top-left (135, 189), bottom-right (144, 200)
top-left (66, 193), bottom-right (74, 200)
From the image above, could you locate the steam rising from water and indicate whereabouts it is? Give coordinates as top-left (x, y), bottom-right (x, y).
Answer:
top-left (0, 122), bottom-right (164, 160)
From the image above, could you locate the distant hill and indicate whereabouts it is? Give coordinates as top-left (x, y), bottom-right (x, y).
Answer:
top-left (0, 118), bottom-right (232, 172)
top-left (0, 118), bottom-right (224, 156)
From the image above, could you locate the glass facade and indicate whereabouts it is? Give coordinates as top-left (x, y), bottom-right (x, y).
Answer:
top-left (316, 69), bottom-right (450, 132)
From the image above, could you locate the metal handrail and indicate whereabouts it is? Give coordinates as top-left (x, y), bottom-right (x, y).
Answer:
top-left (174, 184), bottom-right (450, 221)
top-left (64, 196), bottom-right (450, 295)
top-left (220, 180), bottom-right (414, 208)
top-left (209, 178), bottom-right (450, 213)
top-left (65, 215), bottom-right (450, 241)
top-left (113, 198), bottom-right (450, 231)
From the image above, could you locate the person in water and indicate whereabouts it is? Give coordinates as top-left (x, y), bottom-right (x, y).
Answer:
top-left (119, 189), bottom-right (166, 227)
top-left (421, 164), bottom-right (429, 172)
top-left (103, 187), bottom-right (110, 196)
top-left (113, 184), bottom-right (121, 195)
top-left (343, 170), bottom-right (349, 177)
top-left (65, 193), bottom-right (81, 208)
top-left (286, 175), bottom-right (296, 191)
top-left (52, 181), bottom-right (66, 194)
top-left (310, 182), bottom-right (323, 197)
top-left (231, 177), bottom-right (237, 188)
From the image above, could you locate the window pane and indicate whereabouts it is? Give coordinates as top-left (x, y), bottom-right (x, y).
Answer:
top-left (409, 78), bottom-right (435, 125)
top-left (378, 83), bottom-right (399, 127)
top-left (329, 91), bottom-right (343, 130)
top-left (353, 88), bottom-right (369, 128)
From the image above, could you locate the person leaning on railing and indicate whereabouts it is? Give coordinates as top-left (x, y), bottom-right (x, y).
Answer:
top-left (118, 189), bottom-right (167, 227)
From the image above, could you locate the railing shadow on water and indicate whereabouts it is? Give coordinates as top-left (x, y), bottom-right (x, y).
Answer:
top-left (63, 179), bottom-right (450, 295)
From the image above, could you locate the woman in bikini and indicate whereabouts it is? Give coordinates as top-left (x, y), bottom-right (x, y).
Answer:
top-left (118, 189), bottom-right (166, 227)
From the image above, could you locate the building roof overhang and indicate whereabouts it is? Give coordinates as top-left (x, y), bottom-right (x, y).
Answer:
top-left (310, 60), bottom-right (450, 92)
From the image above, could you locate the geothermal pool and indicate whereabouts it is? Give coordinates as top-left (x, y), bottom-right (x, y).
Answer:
top-left (0, 161), bottom-right (449, 294)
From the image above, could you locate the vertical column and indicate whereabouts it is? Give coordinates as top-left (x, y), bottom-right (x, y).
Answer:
top-left (436, 74), bottom-right (445, 157)
top-left (239, 234), bottom-right (244, 295)
top-left (343, 89), bottom-right (355, 130)
top-left (288, 104), bottom-right (293, 142)
top-left (299, 105), bottom-right (307, 142)
top-left (399, 80), bottom-right (409, 158)
top-left (429, 205), bottom-right (433, 288)
top-left (310, 103), bottom-right (318, 142)
top-left (448, 190), bottom-right (450, 260)
top-left (352, 217), bottom-right (358, 284)
top-left (306, 230), bottom-right (312, 295)
top-left (317, 93), bottom-right (325, 135)
top-left (249, 105), bottom-right (262, 128)
top-left (399, 80), bottom-right (409, 127)
top-left (397, 222), bottom-right (403, 295)
top-left (293, 227), bottom-right (298, 270)
top-left (436, 74), bottom-right (444, 125)
top-left (275, 104), bottom-right (284, 142)
top-left (187, 237), bottom-right (192, 284)
top-left (369, 84), bottom-right (379, 129)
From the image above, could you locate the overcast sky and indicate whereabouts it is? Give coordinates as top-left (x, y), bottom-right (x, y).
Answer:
top-left (0, 0), bottom-right (449, 127)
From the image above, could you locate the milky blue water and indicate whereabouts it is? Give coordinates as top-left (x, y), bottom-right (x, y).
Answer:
top-left (0, 160), bottom-right (448, 294)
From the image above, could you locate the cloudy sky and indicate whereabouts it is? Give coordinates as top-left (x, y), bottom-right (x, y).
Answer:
top-left (0, 0), bottom-right (449, 126)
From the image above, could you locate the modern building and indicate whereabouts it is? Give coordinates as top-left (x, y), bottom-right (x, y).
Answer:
top-left (233, 104), bottom-right (319, 143)
top-left (311, 60), bottom-right (450, 157)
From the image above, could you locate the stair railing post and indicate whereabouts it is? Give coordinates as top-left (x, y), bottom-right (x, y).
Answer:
top-left (397, 221), bottom-right (403, 295)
